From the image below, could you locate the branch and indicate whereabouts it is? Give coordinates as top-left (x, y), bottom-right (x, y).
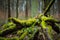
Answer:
top-left (43, 0), bottom-right (55, 16)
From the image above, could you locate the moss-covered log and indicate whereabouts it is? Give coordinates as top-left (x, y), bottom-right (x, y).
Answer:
top-left (0, 22), bottom-right (16, 37)
top-left (9, 18), bottom-right (41, 27)
top-left (0, 14), bottom-right (60, 37)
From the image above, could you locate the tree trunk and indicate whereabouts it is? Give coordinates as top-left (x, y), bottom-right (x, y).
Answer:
top-left (43, 0), bottom-right (55, 16)
top-left (16, 0), bottom-right (19, 18)
top-left (57, 0), bottom-right (60, 19)
top-left (8, 0), bottom-right (11, 21)
top-left (25, 0), bottom-right (28, 19)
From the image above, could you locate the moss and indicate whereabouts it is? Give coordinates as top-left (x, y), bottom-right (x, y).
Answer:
top-left (41, 20), bottom-right (53, 40)
top-left (0, 37), bottom-right (6, 40)
top-left (28, 27), bottom-right (39, 40)
top-left (55, 23), bottom-right (60, 28)
top-left (46, 25), bottom-right (53, 40)
top-left (0, 37), bottom-right (19, 40)
top-left (41, 21), bottom-right (47, 29)
top-left (2, 22), bottom-right (13, 29)
top-left (0, 14), bottom-right (60, 40)
top-left (2, 22), bottom-right (15, 29)
top-left (17, 28), bottom-right (25, 36)
top-left (17, 26), bottom-right (39, 40)
top-left (7, 37), bottom-right (19, 40)
top-left (19, 31), bottom-right (28, 40)
top-left (2, 25), bottom-right (15, 32)
top-left (0, 23), bottom-right (16, 36)
top-left (10, 18), bottom-right (37, 27)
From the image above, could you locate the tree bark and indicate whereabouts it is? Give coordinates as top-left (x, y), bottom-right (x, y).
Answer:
top-left (25, 0), bottom-right (28, 19)
top-left (43, 0), bottom-right (55, 16)
top-left (8, 0), bottom-right (11, 21)
top-left (16, 0), bottom-right (19, 18)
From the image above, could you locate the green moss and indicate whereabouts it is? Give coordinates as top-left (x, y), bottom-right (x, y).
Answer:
top-left (41, 20), bottom-right (53, 40)
top-left (17, 28), bottom-right (25, 36)
top-left (10, 18), bottom-right (37, 26)
top-left (0, 14), bottom-right (60, 40)
top-left (17, 26), bottom-right (39, 40)
top-left (41, 21), bottom-right (47, 29)
top-left (0, 22), bottom-right (16, 35)
top-left (28, 27), bottom-right (39, 40)
top-left (55, 23), bottom-right (60, 28)
top-left (0, 37), bottom-right (6, 40)
top-left (0, 37), bottom-right (19, 40)
top-left (19, 31), bottom-right (28, 40)
top-left (2, 22), bottom-right (15, 29)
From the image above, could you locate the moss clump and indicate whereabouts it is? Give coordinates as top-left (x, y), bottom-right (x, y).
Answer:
top-left (0, 37), bottom-right (19, 40)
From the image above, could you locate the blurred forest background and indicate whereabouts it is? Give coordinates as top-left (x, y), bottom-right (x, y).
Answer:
top-left (0, 0), bottom-right (60, 25)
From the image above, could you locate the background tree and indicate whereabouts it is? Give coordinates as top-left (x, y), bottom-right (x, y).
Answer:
top-left (16, 0), bottom-right (19, 18)
top-left (8, 0), bottom-right (11, 21)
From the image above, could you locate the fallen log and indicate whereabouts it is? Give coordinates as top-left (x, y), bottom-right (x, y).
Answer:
top-left (0, 22), bottom-right (16, 37)
top-left (0, 14), bottom-right (60, 37)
